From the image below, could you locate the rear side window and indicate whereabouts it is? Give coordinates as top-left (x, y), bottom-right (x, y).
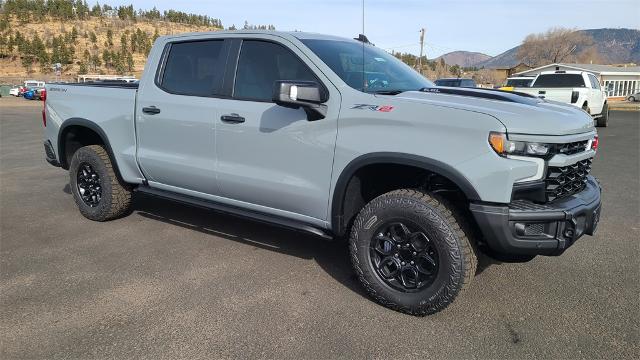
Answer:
top-left (588, 74), bottom-right (601, 90)
top-left (234, 40), bottom-right (318, 101)
top-left (532, 74), bottom-right (585, 88)
top-left (161, 40), bottom-right (225, 96)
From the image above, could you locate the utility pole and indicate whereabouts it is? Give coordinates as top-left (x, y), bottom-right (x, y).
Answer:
top-left (418, 28), bottom-right (425, 73)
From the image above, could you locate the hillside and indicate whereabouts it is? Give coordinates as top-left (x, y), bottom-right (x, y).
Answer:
top-left (0, 0), bottom-right (278, 81)
top-left (0, 16), bottom-right (220, 80)
top-left (476, 28), bottom-right (640, 68)
top-left (434, 51), bottom-right (491, 68)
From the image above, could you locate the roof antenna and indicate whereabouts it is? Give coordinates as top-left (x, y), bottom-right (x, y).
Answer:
top-left (360, 0), bottom-right (365, 91)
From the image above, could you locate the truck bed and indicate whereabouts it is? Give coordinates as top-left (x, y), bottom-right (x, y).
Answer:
top-left (44, 82), bottom-right (143, 184)
top-left (50, 81), bottom-right (139, 89)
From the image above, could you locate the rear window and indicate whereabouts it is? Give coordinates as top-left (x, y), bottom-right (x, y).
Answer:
top-left (160, 40), bottom-right (226, 96)
top-left (532, 74), bottom-right (585, 88)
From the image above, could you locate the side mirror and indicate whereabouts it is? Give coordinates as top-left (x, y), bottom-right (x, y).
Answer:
top-left (272, 81), bottom-right (328, 120)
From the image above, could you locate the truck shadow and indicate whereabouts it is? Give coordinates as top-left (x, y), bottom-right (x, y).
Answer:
top-left (131, 193), bottom-right (369, 298)
top-left (62, 184), bottom-right (497, 294)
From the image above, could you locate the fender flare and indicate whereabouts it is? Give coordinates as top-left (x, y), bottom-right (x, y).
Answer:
top-left (330, 152), bottom-right (481, 235)
top-left (57, 118), bottom-right (119, 174)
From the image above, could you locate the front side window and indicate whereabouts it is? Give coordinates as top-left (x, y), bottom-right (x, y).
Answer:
top-left (301, 39), bottom-right (433, 93)
top-left (161, 40), bottom-right (225, 96)
top-left (234, 40), bottom-right (318, 101)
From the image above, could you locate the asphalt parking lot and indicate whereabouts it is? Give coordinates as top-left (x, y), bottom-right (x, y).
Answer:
top-left (1, 97), bottom-right (638, 359)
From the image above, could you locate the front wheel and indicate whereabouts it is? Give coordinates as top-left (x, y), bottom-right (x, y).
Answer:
top-left (349, 189), bottom-right (477, 316)
top-left (69, 145), bottom-right (132, 221)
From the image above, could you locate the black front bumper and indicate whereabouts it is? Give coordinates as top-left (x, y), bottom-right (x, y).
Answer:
top-left (470, 176), bottom-right (601, 256)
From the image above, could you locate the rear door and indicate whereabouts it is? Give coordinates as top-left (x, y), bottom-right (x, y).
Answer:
top-left (213, 37), bottom-right (340, 221)
top-left (136, 38), bottom-right (230, 195)
top-left (587, 74), bottom-right (604, 114)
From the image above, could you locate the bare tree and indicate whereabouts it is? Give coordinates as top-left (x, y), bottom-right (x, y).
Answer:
top-left (518, 27), bottom-right (593, 67)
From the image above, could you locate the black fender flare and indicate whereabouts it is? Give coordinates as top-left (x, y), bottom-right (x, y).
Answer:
top-left (330, 152), bottom-right (481, 236)
top-left (57, 118), bottom-right (119, 174)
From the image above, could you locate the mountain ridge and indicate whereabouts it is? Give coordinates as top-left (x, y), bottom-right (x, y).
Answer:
top-left (437, 28), bottom-right (640, 69)
top-left (434, 51), bottom-right (491, 68)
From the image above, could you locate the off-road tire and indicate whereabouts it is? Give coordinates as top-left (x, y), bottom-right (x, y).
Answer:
top-left (69, 145), bottom-right (132, 221)
top-left (596, 103), bottom-right (608, 127)
top-left (349, 189), bottom-right (477, 316)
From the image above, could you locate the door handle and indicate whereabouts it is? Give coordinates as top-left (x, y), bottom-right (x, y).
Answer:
top-left (220, 113), bottom-right (245, 124)
top-left (142, 106), bottom-right (161, 115)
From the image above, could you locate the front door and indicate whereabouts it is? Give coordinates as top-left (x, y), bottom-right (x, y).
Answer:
top-left (215, 39), bottom-right (339, 221)
top-left (136, 39), bottom-right (229, 195)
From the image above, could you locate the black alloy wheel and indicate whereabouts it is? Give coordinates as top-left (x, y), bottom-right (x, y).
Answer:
top-left (76, 162), bottom-right (102, 207)
top-left (370, 221), bottom-right (439, 292)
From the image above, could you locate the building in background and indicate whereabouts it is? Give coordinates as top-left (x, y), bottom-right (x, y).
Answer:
top-left (514, 63), bottom-right (640, 100)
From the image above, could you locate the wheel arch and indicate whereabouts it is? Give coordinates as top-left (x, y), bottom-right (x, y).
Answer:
top-left (57, 118), bottom-right (120, 178)
top-left (330, 152), bottom-right (481, 236)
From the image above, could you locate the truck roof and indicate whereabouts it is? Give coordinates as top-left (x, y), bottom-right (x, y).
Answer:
top-left (538, 70), bottom-right (586, 75)
top-left (159, 30), bottom-right (359, 43)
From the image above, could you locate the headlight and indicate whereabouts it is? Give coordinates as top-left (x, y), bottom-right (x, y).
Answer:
top-left (489, 132), bottom-right (550, 157)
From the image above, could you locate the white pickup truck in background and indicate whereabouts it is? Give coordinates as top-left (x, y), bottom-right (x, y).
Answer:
top-left (517, 71), bottom-right (609, 127)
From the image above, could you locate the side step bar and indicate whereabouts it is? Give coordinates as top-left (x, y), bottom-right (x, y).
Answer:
top-left (135, 186), bottom-right (334, 240)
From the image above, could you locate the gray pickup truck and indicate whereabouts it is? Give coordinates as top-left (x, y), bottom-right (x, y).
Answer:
top-left (43, 31), bottom-right (602, 315)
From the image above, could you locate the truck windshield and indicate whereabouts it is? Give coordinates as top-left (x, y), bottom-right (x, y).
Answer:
top-left (301, 39), bottom-right (434, 94)
top-left (532, 74), bottom-right (585, 88)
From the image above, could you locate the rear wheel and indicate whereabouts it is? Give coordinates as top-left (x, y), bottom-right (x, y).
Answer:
top-left (629, 96), bottom-right (635, 102)
top-left (69, 145), bottom-right (132, 221)
top-left (349, 189), bottom-right (477, 315)
top-left (596, 103), bottom-right (608, 127)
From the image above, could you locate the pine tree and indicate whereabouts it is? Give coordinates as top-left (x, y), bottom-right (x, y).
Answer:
top-left (120, 33), bottom-right (128, 53)
top-left (126, 52), bottom-right (134, 72)
top-left (106, 29), bottom-right (113, 46)
top-left (152, 28), bottom-right (160, 43)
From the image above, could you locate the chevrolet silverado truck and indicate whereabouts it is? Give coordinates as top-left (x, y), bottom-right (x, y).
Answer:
top-left (517, 70), bottom-right (609, 127)
top-left (43, 31), bottom-right (602, 315)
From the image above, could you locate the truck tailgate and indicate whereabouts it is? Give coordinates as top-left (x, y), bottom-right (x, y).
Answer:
top-left (517, 88), bottom-right (573, 103)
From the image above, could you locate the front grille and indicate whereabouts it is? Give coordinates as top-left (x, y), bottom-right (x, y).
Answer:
top-left (545, 158), bottom-right (593, 202)
top-left (553, 140), bottom-right (588, 156)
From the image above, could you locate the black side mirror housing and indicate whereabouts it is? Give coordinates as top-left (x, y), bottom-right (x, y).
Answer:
top-left (272, 81), bottom-right (328, 120)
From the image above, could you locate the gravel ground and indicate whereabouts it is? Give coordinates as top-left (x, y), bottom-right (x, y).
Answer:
top-left (1, 97), bottom-right (638, 359)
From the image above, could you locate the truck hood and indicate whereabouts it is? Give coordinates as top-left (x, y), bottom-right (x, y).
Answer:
top-left (392, 88), bottom-right (594, 135)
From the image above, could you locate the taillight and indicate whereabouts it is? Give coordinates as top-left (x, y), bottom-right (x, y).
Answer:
top-left (571, 90), bottom-right (579, 104)
top-left (42, 101), bottom-right (46, 127)
top-left (591, 135), bottom-right (598, 150)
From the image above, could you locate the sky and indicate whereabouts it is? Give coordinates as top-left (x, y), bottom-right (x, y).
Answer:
top-left (108, 0), bottom-right (640, 57)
